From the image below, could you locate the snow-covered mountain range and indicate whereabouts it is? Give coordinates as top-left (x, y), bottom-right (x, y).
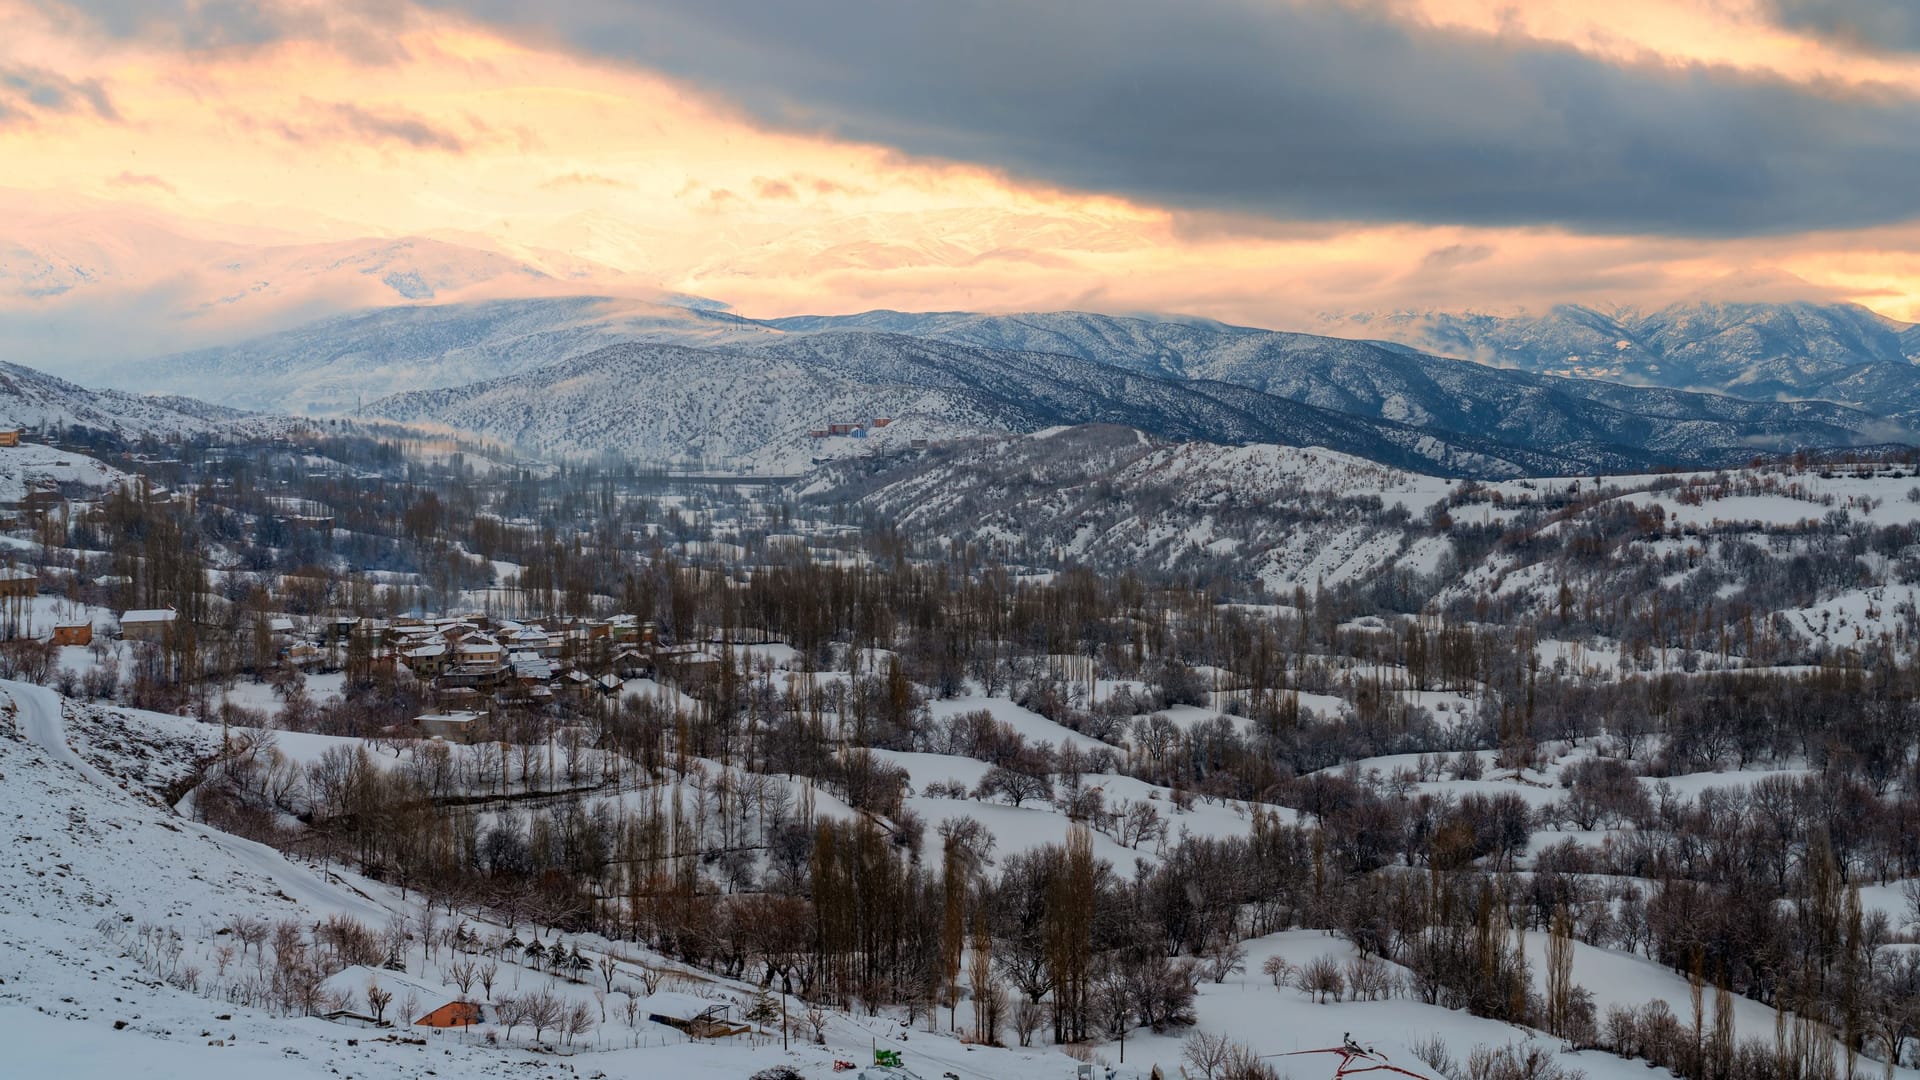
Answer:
top-left (1316, 300), bottom-right (1920, 403)
top-left (93, 297), bottom-right (776, 416)
top-left (361, 334), bottom-right (1613, 477)
top-left (26, 293), bottom-right (1920, 477)
top-left (344, 307), bottom-right (1905, 476)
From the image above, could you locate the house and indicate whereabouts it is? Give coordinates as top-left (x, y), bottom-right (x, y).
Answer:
top-left (654, 647), bottom-right (724, 686)
top-left (119, 607), bottom-right (177, 642)
top-left (454, 633), bottom-right (506, 664)
top-left (0, 429), bottom-right (21, 447)
top-left (871, 417), bottom-right (892, 428)
top-left (316, 965), bottom-right (474, 1027)
top-left (49, 621), bottom-right (92, 647)
top-left (434, 660), bottom-right (510, 699)
top-left (402, 641), bottom-right (449, 676)
top-left (0, 566), bottom-right (36, 599)
top-left (414, 710), bottom-right (480, 742)
top-left (509, 652), bottom-right (554, 683)
top-left (639, 992), bottom-right (740, 1037)
top-left (416, 1001), bottom-right (487, 1028)
top-left (284, 642), bottom-right (325, 669)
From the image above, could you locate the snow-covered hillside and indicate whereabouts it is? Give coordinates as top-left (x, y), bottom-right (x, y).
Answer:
top-left (771, 309), bottom-right (1908, 467)
top-left (103, 296), bottom-right (780, 416)
top-left (0, 441), bottom-right (127, 503)
top-left (363, 341), bottom-right (1016, 471)
top-left (4, 675), bottom-right (1851, 1080)
top-left (1320, 299), bottom-right (1920, 407)
top-left (809, 426), bottom-right (1456, 589)
top-left (0, 361), bottom-right (268, 441)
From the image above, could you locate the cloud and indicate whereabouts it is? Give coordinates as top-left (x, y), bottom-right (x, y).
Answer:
top-left (420, 0), bottom-right (1920, 237)
top-left (261, 99), bottom-right (467, 152)
top-left (752, 176), bottom-right (796, 200)
top-left (1755, 1), bottom-right (1920, 52)
top-left (803, 174), bottom-right (868, 198)
top-left (540, 171), bottom-right (629, 189)
top-left (0, 64), bottom-right (118, 125)
top-left (1420, 243), bottom-right (1494, 271)
top-left (107, 170), bottom-right (176, 193)
top-left (321, 101), bottom-right (464, 151)
top-left (29, 0), bottom-right (414, 63)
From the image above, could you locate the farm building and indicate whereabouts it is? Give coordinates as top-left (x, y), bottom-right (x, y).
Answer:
top-left (50, 621), bottom-right (92, 647)
top-left (316, 965), bottom-right (476, 1027)
top-left (416, 1001), bottom-right (487, 1028)
top-left (638, 992), bottom-right (741, 1037)
top-left (119, 607), bottom-right (177, 642)
top-left (0, 566), bottom-right (36, 599)
top-left (414, 710), bottom-right (480, 741)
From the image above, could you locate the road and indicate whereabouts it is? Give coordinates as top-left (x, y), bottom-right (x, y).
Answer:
top-left (5, 678), bottom-right (111, 787)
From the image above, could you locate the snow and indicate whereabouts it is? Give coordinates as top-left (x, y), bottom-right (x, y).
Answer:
top-left (0, 441), bottom-right (128, 503)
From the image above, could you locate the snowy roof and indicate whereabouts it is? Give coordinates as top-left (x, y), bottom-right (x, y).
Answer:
top-left (317, 965), bottom-right (457, 1017)
top-left (120, 608), bottom-right (176, 624)
top-left (0, 567), bottom-right (34, 581)
top-left (405, 643), bottom-right (447, 658)
top-left (636, 991), bottom-right (730, 1022)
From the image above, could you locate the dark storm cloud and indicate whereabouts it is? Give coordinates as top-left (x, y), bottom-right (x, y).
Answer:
top-left (0, 65), bottom-right (118, 125)
top-left (35, 0), bottom-right (1920, 235)
top-left (414, 0), bottom-right (1920, 237)
top-left (1756, 0), bottom-right (1920, 52)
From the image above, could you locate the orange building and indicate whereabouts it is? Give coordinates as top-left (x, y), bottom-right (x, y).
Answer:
top-left (415, 1001), bottom-right (486, 1028)
top-left (50, 622), bottom-right (92, 647)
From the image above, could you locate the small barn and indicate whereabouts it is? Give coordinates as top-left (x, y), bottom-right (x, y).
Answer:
top-left (0, 566), bottom-right (36, 599)
top-left (416, 1000), bottom-right (487, 1028)
top-left (638, 991), bottom-right (740, 1037)
top-left (50, 621), bottom-right (92, 647)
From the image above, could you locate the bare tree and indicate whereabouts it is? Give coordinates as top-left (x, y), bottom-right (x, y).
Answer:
top-left (365, 980), bottom-right (393, 1024)
top-left (526, 987), bottom-right (565, 1043)
top-left (1184, 1030), bottom-right (1234, 1080)
top-left (804, 1003), bottom-right (830, 1045)
top-left (495, 994), bottom-right (527, 1041)
top-left (448, 959), bottom-right (477, 996)
top-left (564, 1000), bottom-right (596, 1047)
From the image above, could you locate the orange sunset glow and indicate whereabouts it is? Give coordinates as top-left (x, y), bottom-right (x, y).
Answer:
top-left (6, 0), bottom-right (1920, 364)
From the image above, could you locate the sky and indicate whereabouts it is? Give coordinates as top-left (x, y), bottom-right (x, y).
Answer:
top-left (8, 0), bottom-right (1920, 349)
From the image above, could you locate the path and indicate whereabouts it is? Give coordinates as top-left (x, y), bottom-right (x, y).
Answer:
top-left (4, 678), bottom-right (110, 787)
